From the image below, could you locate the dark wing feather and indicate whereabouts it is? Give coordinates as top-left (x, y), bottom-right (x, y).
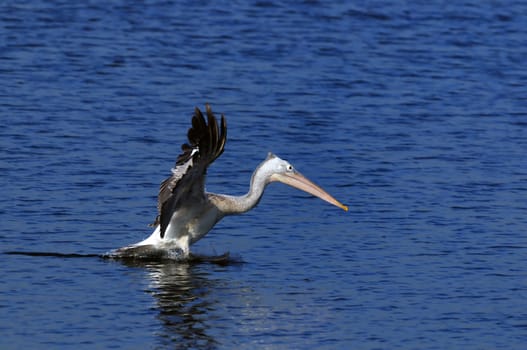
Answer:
top-left (152, 104), bottom-right (227, 238)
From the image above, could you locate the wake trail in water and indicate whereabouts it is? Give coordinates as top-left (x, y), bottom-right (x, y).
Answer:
top-left (5, 251), bottom-right (102, 258)
top-left (4, 250), bottom-right (241, 265)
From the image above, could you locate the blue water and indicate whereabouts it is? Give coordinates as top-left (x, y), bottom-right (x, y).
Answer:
top-left (2, 1), bottom-right (527, 349)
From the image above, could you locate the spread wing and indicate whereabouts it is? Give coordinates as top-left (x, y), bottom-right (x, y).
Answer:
top-left (152, 104), bottom-right (227, 238)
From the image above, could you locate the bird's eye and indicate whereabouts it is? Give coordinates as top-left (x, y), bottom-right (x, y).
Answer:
top-left (286, 164), bottom-right (293, 172)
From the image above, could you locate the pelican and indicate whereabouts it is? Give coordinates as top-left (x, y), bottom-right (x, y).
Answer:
top-left (114, 104), bottom-right (348, 260)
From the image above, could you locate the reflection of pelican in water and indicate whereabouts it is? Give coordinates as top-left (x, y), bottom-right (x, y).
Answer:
top-left (121, 259), bottom-right (222, 348)
top-left (112, 104), bottom-right (347, 260)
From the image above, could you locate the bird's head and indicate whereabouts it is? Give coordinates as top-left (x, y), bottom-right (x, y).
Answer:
top-left (260, 152), bottom-right (348, 211)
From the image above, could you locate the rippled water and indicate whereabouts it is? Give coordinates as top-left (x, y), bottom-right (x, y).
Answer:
top-left (2, 1), bottom-right (527, 349)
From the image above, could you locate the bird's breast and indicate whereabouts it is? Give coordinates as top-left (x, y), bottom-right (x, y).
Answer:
top-left (163, 203), bottom-right (220, 246)
top-left (187, 206), bottom-right (221, 244)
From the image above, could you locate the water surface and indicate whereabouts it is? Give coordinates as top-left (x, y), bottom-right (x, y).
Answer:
top-left (1, 1), bottom-right (527, 349)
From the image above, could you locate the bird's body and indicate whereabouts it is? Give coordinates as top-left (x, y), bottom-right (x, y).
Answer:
top-left (113, 105), bottom-right (347, 260)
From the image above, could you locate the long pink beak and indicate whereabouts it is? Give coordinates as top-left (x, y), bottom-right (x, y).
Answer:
top-left (270, 171), bottom-right (348, 211)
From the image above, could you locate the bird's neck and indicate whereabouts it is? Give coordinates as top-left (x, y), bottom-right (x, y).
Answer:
top-left (211, 166), bottom-right (269, 215)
